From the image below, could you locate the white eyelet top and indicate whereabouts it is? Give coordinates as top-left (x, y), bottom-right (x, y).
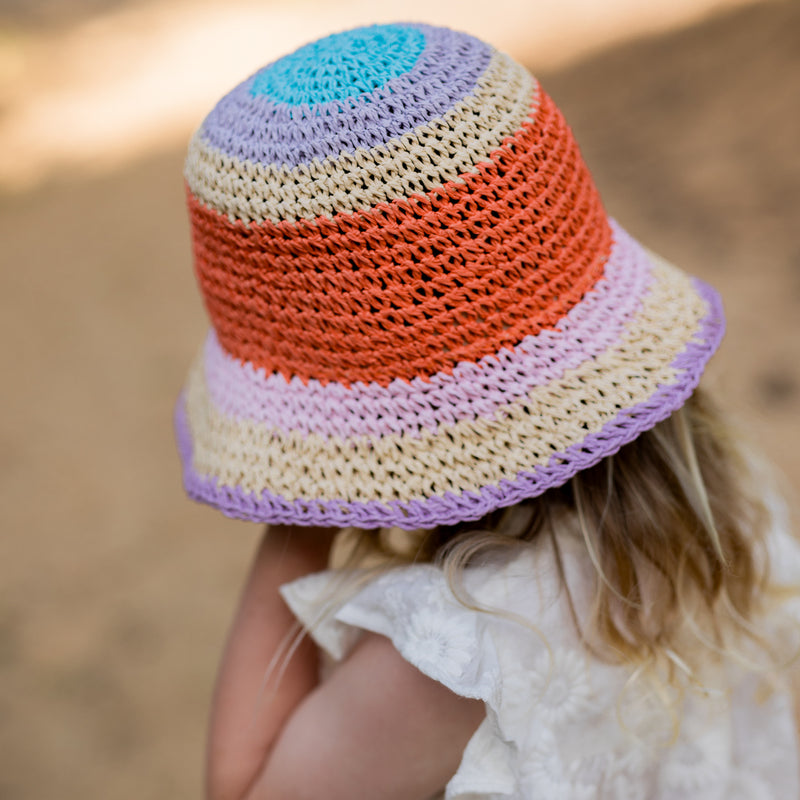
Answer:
top-left (281, 514), bottom-right (800, 799)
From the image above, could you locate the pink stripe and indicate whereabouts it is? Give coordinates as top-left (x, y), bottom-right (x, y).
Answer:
top-left (203, 221), bottom-right (655, 439)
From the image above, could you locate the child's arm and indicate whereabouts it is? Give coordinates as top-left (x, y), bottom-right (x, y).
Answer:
top-left (207, 524), bottom-right (486, 800)
top-left (242, 631), bottom-right (486, 800)
top-left (205, 524), bottom-right (337, 800)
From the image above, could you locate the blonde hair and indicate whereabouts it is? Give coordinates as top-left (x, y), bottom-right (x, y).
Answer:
top-left (333, 388), bottom-right (793, 686)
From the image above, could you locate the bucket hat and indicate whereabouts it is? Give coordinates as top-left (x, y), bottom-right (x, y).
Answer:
top-left (176, 23), bottom-right (724, 530)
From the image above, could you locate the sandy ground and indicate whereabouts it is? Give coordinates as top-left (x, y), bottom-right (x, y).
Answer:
top-left (0, 1), bottom-right (798, 797)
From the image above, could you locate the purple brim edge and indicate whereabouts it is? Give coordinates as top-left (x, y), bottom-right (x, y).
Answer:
top-left (174, 279), bottom-right (724, 530)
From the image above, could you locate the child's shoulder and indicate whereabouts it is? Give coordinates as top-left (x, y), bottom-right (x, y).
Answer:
top-left (280, 541), bottom-right (604, 797)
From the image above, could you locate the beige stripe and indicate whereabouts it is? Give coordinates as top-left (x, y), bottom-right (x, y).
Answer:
top-left (185, 260), bottom-right (707, 503)
top-left (184, 52), bottom-right (537, 224)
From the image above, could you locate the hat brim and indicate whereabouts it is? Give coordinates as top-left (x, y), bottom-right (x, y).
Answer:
top-left (175, 221), bottom-right (723, 529)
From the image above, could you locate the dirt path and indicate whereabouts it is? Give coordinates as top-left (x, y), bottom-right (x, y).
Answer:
top-left (0, 2), bottom-right (797, 797)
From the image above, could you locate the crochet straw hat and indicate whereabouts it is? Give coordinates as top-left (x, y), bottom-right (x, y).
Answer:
top-left (176, 23), bottom-right (724, 530)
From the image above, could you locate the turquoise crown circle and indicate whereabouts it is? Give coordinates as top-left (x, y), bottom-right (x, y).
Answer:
top-left (249, 24), bottom-right (426, 105)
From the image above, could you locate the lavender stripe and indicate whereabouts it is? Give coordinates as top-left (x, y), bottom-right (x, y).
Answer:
top-left (204, 222), bottom-right (652, 439)
top-left (200, 25), bottom-right (493, 168)
top-left (175, 281), bottom-right (724, 530)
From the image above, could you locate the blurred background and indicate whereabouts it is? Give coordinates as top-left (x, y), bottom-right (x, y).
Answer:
top-left (0, 0), bottom-right (798, 796)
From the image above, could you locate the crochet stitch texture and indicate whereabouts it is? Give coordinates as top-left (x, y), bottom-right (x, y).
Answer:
top-left (177, 22), bottom-right (724, 529)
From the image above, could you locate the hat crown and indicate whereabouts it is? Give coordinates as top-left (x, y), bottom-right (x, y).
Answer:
top-left (196, 24), bottom-right (494, 168)
top-left (249, 24), bottom-right (426, 106)
top-left (185, 23), bottom-right (611, 387)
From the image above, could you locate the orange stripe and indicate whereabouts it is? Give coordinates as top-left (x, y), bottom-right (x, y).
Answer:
top-left (187, 89), bottom-right (611, 386)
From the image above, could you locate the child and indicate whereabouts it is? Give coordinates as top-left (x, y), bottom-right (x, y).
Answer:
top-left (176, 23), bottom-right (800, 799)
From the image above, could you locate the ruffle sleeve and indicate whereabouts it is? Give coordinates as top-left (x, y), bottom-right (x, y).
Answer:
top-left (279, 545), bottom-right (587, 799)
